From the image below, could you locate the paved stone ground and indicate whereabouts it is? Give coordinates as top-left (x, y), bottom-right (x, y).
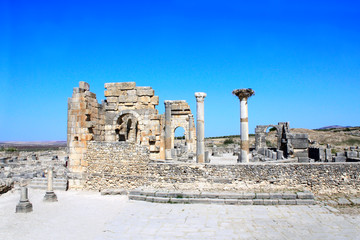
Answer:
top-left (1, 189), bottom-right (359, 240)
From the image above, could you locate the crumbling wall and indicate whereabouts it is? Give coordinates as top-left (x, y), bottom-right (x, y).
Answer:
top-left (102, 82), bottom-right (163, 159)
top-left (83, 142), bottom-right (360, 196)
top-left (67, 82), bottom-right (104, 173)
top-left (170, 101), bottom-right (196, 154)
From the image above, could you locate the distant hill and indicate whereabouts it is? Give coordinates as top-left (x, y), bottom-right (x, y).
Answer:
top-left (316, 125), bottom-right (352, 130)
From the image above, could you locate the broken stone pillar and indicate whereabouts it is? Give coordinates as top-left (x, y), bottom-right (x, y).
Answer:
top-left (195, 92), bottom-right (207, 163)
top-left (43, 168), bottom-right (58, 202)
top-left (187, 114), bottom-right (195, 152)
top-left (272, 151), bottom-right (277, 160)
top-left (232, 89), bottom-right (255, 163)
top-left (205, 151), bottom-right (210, 163)
top-left (164, 101), bottom-right (173, 160)
top-left (16, 186), bottom-right (33, 213)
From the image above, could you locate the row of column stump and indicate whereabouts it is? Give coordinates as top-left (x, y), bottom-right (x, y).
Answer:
top-left (15, 168), bottom-right (58, 213)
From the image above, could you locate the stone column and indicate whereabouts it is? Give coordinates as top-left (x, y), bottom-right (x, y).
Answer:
top-left (187, 114), bottom-right (194, 152)
top-left (232, 89), bottom-right (255, 163)
top-left (16, 186), bottom-right (33, 213)
top-left (195, 92), bottom-right (207, 163)
top-left (164, 101), bottom-right (173, 160)
top-left (43, 167), bottom-right (58, 202)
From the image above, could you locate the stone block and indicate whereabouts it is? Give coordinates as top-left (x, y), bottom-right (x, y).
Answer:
top-left (150, 96), bottom-right (159, 105)
top-left (155, 191), bottom-right (169, 197)
top-left (237, 200), bottom-right (253, 205)
top-left (241, 193), bottom-right (256, 199)
top-left (269, 193), bottom-right (283, 199)
top-left (106, 97), bottom-right (118, 103)
top-left (153, 197), bottom-right (170, 203)
top-left (298, 157), bottom-right (310, 163)
top-left (137, 87), bottom-right (154, 96)
top-left (346, 151), bottom-right (358, 158)
top-left (188, 198), bottom-right (210, 204)
top-left (145, 196), bottom-right (155, 202)
top-left (105, 82), bottom-right (136, 90)
top-left (296, 199), bottom-right (315, 205)
top-left (282, 192), bottom-right (296, 199)
top-left (173, 198), bottom-right (191, 204)
top-left (138, 96), bottom-right (150, 103)
top-left (224, 199), bottom-right (238, 205)
top-left (129, 190), bottom-right (141, 195)
top-left (128, 195), bottom-right (146, 201)
top-left (253, 199), bottom-right (263, 205)
top-left (118, 95), bottom-right (137, 103)
top-left (263, 199), bottom-right (278, 205)
top-left (79, 81), bottom-right (90, 91)
top-left (209, 199), bottom-right (225, 204)
top-left (297, 192), bottom-right (314, 199)
top-left (105, 103), bottom-right (117, 111)
top-left (334, 156), bottom-right (346, 162)
top-left (255, 193), bottom-right (270, 199)
top-left (285, 200), bottom-right (297, 205)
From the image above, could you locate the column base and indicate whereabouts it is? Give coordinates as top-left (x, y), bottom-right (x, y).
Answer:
top-left (16, 201), bottom-right (33, 213)
top-left (43, 191), bottom-right (58, 202)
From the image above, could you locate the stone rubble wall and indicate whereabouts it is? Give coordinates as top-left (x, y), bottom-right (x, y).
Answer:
top-left (83, 142), bottom-right (360, 196)
top-left (67, 81), bottom-right (104, 172)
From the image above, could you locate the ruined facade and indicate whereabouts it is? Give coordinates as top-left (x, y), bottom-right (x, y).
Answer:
top-left (255, 122), bottom-right (309, 159)
top-left (67, 81), bottom-right (196, 173)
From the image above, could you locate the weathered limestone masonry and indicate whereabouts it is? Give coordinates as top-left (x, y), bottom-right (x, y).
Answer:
top-left (255, 122), bottom-right (309, 160)
top-left (195, 92), bottom-right (206, 163)
top-left (164, 101), bottom-right (173, 160)
top-left (83, 142), bottom-right (360, 196)
top-left (67, 81), bottom-right (104, 173)
top-left (169, 101), bottom-right (196, 154)
top-left (67, 81), bottom-right (196, 177)
top-left (232, 88), bottom-right (255, 163)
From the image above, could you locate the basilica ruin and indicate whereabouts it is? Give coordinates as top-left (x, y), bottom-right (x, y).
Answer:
top-left (67, 81), bottom-right (196, 173)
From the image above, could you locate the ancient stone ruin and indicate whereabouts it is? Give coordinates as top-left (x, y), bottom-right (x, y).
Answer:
top-left (253, 122), bottom-right (309, 161)
top-left (67, 81), bottom-right (196, 173)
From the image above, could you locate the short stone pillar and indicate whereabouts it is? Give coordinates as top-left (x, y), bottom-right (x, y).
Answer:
top-left (43, 168), bottom-right (58, 202)
top-left (164, 101), bottom-right (173, 160)
top-left (16, 186), bottom-right (33, 213)
top-left (272, 151), bottom-right (277, 160)
top-left (195, 92), bottom-right (207, 163)
top-left (277, 150), bottom-right (283, 160)
top-left (232, 89), bottom-right (255, 163)
top-left (205, 151), bottom-right (210, 163)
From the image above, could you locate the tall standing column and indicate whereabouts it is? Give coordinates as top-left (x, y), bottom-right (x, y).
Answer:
top-left (232, 89), bottom-right (255, 163)
top-left (195, 92), bottom-right (207, 163)
top-left (164, 101), bottom-right (173, 160)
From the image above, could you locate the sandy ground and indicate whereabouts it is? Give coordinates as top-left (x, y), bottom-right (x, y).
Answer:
top-left (1, 189), bottom-right (360, 240)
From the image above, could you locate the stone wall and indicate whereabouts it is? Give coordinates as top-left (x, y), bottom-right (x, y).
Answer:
top-left (83, 142), bottom-right (360, 197)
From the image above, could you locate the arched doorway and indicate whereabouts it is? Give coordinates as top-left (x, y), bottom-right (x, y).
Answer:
top-left (115, 113), bottom-right (138, 143)
top-left (265, 126), bottom-right (278, 148)
top-left (173, 126), bottom-right (186, 157)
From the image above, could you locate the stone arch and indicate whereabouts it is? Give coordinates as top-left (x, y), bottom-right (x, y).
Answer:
top-left (113, 110), bottom-right (142, 143)
top-left (255, 124), bottom-right (282, 149)
top-left (171, 124), bottom-right (188, 148)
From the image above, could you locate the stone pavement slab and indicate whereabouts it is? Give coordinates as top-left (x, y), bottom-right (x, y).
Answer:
top-left (1, 189), bottom-right (360, 240)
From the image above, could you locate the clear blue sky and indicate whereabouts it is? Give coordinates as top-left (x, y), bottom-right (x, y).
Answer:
top-left (0, 0), bottom-right (359, 141)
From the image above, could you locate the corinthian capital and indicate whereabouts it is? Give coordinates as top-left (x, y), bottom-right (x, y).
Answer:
top-left (232, 88), bottom-right (255, 100)
top-left (195, 92), bottom-right (207, 102)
